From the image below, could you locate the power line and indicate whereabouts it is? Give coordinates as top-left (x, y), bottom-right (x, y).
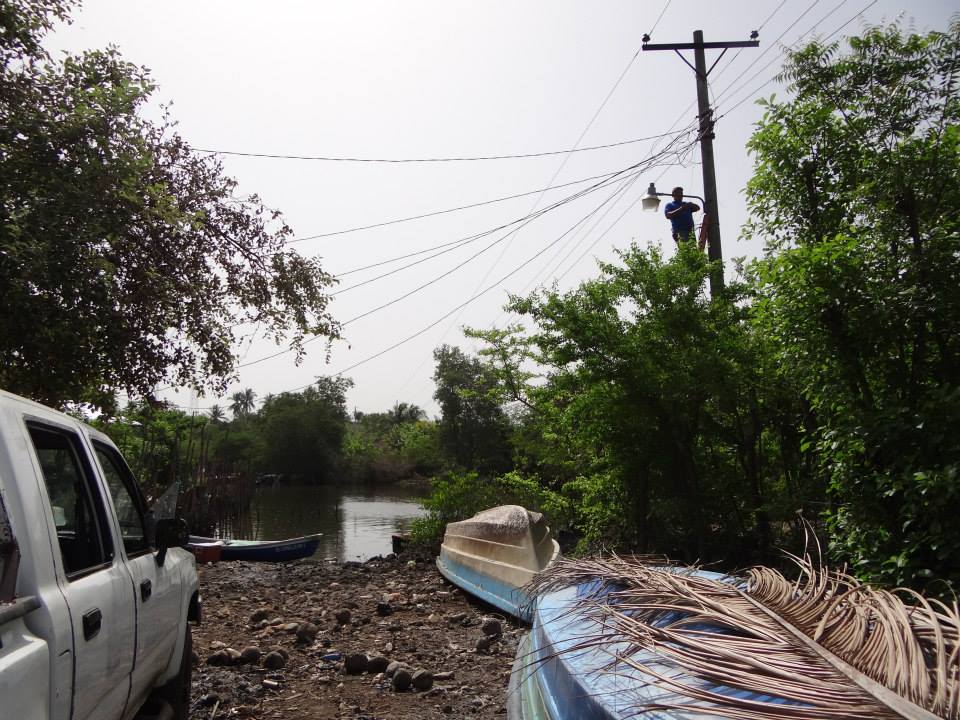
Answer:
top-left (286, 165), bottom-right (651, 245)
top-left (331, 130), bottom-right (699, 293)
top-left (647, 0), bottom-right (672, 37)
top-left (234, 137), bottom-right (700, 373)
top-left (708, 0), bottom-right (790, 84)
top-left (714, 0), bottom-right (875, 117)
top-left (329, 156), bottom-right (686, 283)
top-left (300, 169), bottom-right (663, 391)
top-left (711, 0), bottom-right (824, 104)
top-left (194, 131), bottom-right (682, 164)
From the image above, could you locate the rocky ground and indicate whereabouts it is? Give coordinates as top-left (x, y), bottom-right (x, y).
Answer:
top-left (191, 553), bottom-right (524, 719)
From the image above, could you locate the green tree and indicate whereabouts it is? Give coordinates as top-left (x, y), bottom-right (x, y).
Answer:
top-left (503, 245), bottom-right (812, 561)
top-left (432, 344), bottom-right (512, 474)
top-left (256, 377), bottom-right (353, 483)
top-left (230, 388), bottom-right (257, 419)
top-left (0, 0), bottom-right (339, 411)
top-left (745, 21), bottom-right (960, 589)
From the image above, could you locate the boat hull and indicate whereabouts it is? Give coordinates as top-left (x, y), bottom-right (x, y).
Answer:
top-left (437, 506), bottom-right (560, 622)
top-left (509, 573), bottom-right (801, 720)
top-left (188, 533), bottom-right (322, 562)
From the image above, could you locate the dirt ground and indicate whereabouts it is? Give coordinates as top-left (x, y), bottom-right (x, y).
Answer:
top-left (190, 552), bottom-right (524, 720)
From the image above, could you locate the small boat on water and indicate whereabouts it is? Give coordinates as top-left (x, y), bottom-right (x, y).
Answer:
top-left (187, 533), bottom-right (322, 562)
top-left (436, 505), bottom-right (560, 622)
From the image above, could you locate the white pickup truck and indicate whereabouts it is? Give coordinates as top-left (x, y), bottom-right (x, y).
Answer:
top-left (0, 390), bottom-right (200, 720)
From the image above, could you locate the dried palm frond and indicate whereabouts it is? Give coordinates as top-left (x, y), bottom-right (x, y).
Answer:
top-left (526, 554), bottom-right (959, 719)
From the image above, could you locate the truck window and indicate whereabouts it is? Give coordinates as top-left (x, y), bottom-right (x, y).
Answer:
top-left (93, 442), bottom-right (152, 555)
top-left (27, 424), bottom-right (114, 578)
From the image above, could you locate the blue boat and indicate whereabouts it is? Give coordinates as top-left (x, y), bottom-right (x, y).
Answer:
top-left (436, 506), bottom-right (560, 622)
top-left (507, 567), bottom-right (885, 720)
top-left (188, 533), bottom-right (322, 562)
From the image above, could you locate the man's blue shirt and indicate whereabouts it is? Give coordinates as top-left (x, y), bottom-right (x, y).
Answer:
top-left (664, 200), bottom-right (695, 234)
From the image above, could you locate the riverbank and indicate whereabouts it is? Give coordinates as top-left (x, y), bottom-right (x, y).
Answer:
top-left (191, 552), bottom-right (523, 719)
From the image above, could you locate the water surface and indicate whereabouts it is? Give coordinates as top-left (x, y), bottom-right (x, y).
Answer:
top-left (220, 483), bottom-right (428, 561)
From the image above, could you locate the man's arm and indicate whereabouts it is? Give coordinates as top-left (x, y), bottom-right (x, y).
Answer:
top-left (665, 201), bottom-right (699, 218)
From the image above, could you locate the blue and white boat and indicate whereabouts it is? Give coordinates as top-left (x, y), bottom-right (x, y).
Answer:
top-left (507, 571), bottom-right (803, 720)
top-left (436, 505), bottom-right (560, 622)
top-left (188, 533), bottom-right (321, 562)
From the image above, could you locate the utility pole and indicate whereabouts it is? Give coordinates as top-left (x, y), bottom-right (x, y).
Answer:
top-left (642, 31), bottom-right (758, 296)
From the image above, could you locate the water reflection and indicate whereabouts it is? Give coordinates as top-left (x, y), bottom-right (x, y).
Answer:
top-left (219, 483), bottom-right (427, 561)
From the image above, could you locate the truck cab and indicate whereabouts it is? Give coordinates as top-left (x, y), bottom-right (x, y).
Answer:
top-left (0, 390), bottom-right (200, 720)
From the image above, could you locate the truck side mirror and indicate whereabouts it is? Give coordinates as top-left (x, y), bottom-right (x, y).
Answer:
top-left (154, 517), bottom-right (189, 567)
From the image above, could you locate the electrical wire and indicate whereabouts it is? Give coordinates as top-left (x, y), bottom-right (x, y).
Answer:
top-left (284, 160), bottom-right (680, 245)
top-left (232, 136), bottom-right (700, 378)
top-left (290, 166), bottom-right (671, 392)
top-left (647, 0), bottom-right (672, 37)
top-left (710, 0), bottom-right (824, 104)
top-left (713, 0), bottom-right (849, 108)
top-left (332, 126), bottom-right (699, 293)
top-left (714, 0), bottom-right (876, 118)
top-left (194, 132), bottom-right (678, 164)
top-left (708, 0), bottom-right (790, 83)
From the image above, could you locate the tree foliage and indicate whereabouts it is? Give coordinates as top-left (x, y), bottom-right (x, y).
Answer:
top-left (0, 0), bottom-right (339, 410)
top-left (432, 344), bottom-right (512, 474)
top-left (745, 21), bottom-right (960, 588)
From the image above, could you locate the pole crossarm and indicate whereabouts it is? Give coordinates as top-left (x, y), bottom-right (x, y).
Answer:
top-left (642, 40), bottom-right (759, 50)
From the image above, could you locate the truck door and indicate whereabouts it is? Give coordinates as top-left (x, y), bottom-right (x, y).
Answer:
top-left (27, 423), bottom-right (137, 720)
top-left (92, 441), bottom-right (182, 706)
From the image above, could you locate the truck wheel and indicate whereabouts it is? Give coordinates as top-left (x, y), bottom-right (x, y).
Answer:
top-left (158, 624), bottom-right (192, 720)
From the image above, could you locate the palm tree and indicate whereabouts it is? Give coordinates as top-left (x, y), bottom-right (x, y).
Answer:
top-left (208, 404), bottom-right (226, 423)
top-left (230, 388), bottom-right (257, 418)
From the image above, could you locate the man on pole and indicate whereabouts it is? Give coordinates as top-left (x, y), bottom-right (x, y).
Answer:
top-left (663, 186), bottom-right (700, 244)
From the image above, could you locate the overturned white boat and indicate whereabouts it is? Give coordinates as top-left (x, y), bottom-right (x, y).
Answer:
top-left (436, 505), bottom-right (560, 622)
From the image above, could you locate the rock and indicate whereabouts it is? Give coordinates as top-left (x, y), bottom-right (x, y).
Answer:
top-left (240, 646), bottom-right (262, 664)
top-left (334, 609), bottom-right (352, 625)
top-left (249, 608), bottom-right (271, 623)
top-left (205, 649), bottom-right (230, 666)
top-left (385, 660), bottom-right (404, 677)
top-left (223, 648), bottom-right (243, 665)
top-left (366, 655), bottom-right (389, 674)
top-left (448, 612), bottom-right (468, 625)
top-left (481, 618), bottom-right (502, 638)
top-left (376, 602), bottom-right (393, 616)
top-left (434, 670), bottom-right (455, 681)
top-left (263, 651), bottom-right (286, 670)
top-left (209, 640), bottom-right (228, 651)
top-left (198, 693), bottom-right (220, 707)
top-left (475, 636), bottom-right (493, 653)
top-left (267, 617), bottom-right (283, 626)
top-left (280, 622), bottom-right (300, 632)
top-left (392, 668), bottom-right (413, 691)
top-left (296, 622), bottom-right (319, 644)
top-left (411, 669), bottom-right (434, 690)
top-left (273, 647), bottom-right (290, 660)
top-left (343, 653), bottom-right (368, 674)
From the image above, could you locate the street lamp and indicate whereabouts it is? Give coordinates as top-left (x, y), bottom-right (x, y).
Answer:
top-left (641, 182), bottom-right (704, 211)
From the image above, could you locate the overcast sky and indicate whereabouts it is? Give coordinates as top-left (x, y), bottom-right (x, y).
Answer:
top-left (45, 1), bottom-right (958, 418)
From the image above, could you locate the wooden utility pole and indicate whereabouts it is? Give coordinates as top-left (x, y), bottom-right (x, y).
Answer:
top-left (642, 31), bottom-right (758, 297)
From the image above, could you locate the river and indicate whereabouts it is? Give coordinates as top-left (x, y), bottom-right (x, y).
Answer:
top-left (216, 483), bottom-right (428, 562)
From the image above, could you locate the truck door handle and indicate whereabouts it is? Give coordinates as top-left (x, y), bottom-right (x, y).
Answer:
top-left (82, 608), bottom-right (101, 640)
top-left (140, 579), bottom-right (152, 601)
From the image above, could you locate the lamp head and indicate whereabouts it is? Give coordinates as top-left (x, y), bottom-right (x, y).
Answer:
top-left (641, 182), bottom-right (661, 211)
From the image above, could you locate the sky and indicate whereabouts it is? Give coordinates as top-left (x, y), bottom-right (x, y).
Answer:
top-left (44, 0), bottom-right (958, 418)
